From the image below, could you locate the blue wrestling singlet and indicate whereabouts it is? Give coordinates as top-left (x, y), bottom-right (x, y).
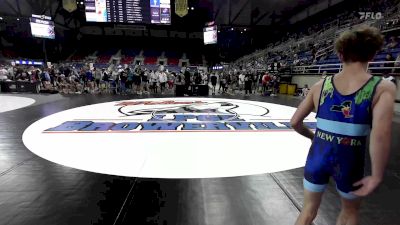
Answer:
top-left (304, 75), bottom-right (381, 199)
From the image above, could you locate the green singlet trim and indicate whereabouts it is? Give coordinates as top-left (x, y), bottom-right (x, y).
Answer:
top-left (319, 76), bottom-right (381, 106)
top-left (320, 76), bottom-right (334, 106)
top-left (354, 76), bottom-right (381, 105)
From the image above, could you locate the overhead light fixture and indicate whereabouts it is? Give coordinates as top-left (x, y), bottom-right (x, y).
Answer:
top-left (80, 1), bottom-right (84, 5)
top-left (0, 17), bottom-right (3, 20)
top-left (244, 28), bottom-right (247, 31)
top-left (231, 28), bottom-right (234, 31)
top-left (218, 30), bottom-right (220, 33)
top-left (17, 18), bottom-right (20, 21)
top-left (191, 7), bottom-right (194, 10)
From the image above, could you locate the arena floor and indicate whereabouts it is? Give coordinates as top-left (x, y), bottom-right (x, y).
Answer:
top-left (0, 93), bottom-right (399, 225)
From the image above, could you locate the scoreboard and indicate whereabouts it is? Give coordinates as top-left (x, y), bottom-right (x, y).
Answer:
top-left (30, 15), bottom-right (55, 39)
top-left (84, 0), bottom-right (171, 24)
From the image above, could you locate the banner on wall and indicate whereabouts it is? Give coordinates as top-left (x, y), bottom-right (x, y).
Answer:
top-left (175, 0), bottom-right (188, 17)
top-left (63, 0), bottom-right (77, 13)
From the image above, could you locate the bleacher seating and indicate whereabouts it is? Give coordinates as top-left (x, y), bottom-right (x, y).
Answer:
top-left (120, 56), bottom-right (134, 65)
top-left (167, 58), bottom-right (179, 65)
top-left (122, 48), bottom-right (141, 56)
top-left (233, 0), bottom-right (400, 73)
top-left (144, 57), bottom-right (158, 65)
top-left (96, 48), bottom-right (118, 64)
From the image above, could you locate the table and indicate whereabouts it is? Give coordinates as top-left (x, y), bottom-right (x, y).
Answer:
top-left (0, 81), bottom-right (40, 93)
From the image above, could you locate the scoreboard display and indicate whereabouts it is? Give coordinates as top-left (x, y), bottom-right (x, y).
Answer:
top-left (84, 0), bottom-right (171, 24)
top-left (203, 25), bottom-right (217, 45)
top-left (30, 15), bottom-right (55, 39)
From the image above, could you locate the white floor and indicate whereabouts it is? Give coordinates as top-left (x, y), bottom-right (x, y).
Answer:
top-left (0, 95), bottom-right (35, 113)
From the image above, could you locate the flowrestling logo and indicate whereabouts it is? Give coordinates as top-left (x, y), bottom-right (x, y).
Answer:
top-left (358, 12), bottom-right (383, 20)
top-left (23, 98), bottom-right (317, 178)
top-left (43, 100), bottom-right (316, 133)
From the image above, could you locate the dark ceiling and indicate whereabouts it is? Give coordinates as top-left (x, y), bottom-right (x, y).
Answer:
top-left (0, 0), bottom-right (332, 31)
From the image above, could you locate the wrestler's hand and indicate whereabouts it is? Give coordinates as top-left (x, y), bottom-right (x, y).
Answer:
top-left (350, 176), bottom-right (382, 197)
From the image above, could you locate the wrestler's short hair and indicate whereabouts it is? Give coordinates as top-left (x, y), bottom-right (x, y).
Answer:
top-left (335, 26), bottom-right (384, 63)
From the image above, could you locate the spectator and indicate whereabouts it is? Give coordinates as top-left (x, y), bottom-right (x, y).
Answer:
top-left (141, 69), bottom-right (149, 94)
top-left (270, 75), bottom-right (280, 96)
top-left (383, 54), bottom-right (395, 75)
top-left (301, 84), bottom-right (310, 97)
top-left (94, 68), bottom-right (102, 88)
top-left (210, 73), bottom-right (217, 95)
top-left (175, 71), bottom-right (184, 85)
top-left (382, 73), bottom-right (397, 85)
top-left (126, 68), bottom-right (134, 91)
top-left (181, 69), bottom-right (190, 96)
top-left (386, 36), bottom-right (399, 49)
top-left (201, 72), bottom-right (208, 84)
top-left (167, 72), bottom-right (175, 89)
top-left (293, 54), bottom-right (300, 65)
top-left (150, 70), bottom-right (159, 93)
top-left (119, 70), bottom-right (128, 95)
top-left (159, 70), bottom-right (167, 94)
top-left (133, 68), bottom-right (142, 94)
top-left (394, 54), bottom-right (400, 74)
top-left (238, 72), bottom-right (245, 91)
top-left (262, 72), bottom-right (271, 93)
top-left (0, 66), bottom-right (8, 81)
top-left (244, 73), bottom-right (252, 96)
top-left (321, 71), bottom-right (327, 79)
top-left (102, 68), bottom-right (109, 81)
top-left (194, 71), bottom-right (202, 84)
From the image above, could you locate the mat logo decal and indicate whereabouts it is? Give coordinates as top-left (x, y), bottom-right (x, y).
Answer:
top-left (43, 100), bottom-right (316, 133)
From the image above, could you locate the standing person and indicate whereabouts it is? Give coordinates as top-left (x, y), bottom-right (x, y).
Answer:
top-left (244, 73), bottom-right (252, 96)
top-left (301, 84), bottom-right (310, 97)
top-left (184, 68), bottom-right (191, 96)
top-left (151, 70), bottom-right (159, 94)
top-left (202, 72), bottom-right (208, 85)
top-left (210, 73), bottom-right (217, 95)
top-left (231, 73), bottom-right (238, 93)
top-left (159, 70), bottom-right (167, 94)
top-left (382, 54), bottom-right (395, 76)
top-left (262, 72), bottom-right (271, 94)
top-left (291, 26), bottom-right (396, 225)
top-left (393, 54), bottom-right (400, 83)
top-left (141, 69), bottom-right (149, 94)
top-left (168, 72), bottom-right (175, 89)
top-left (94, 68), bottom-right (102, 89)
top-left (218, 72), bottom-right (224, 93)
top-left (226, 72), bottom-right (231, 93)
top-left (119, 70), bottom-right (128, 95)
top-left (271, 75), bottom-right (280, 96)
top-left (175, 71), bottom-right (183, 85)
top-left (126, 68), bottom-right (134, 93)
top-left (252, 73), bottom-right (259, 94)
top-left (194, 71), bottom-right (202, 84)
top-left (321, 71), bottom-right (327, 80)
top-left (382, 72), bottom-right (397, 85)
top-left (221, 73), bottom-right (227, 94)
top-left (239, 72), bottom-right (245, 92)
top-left (134, 68), bottom-right (142, 94)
